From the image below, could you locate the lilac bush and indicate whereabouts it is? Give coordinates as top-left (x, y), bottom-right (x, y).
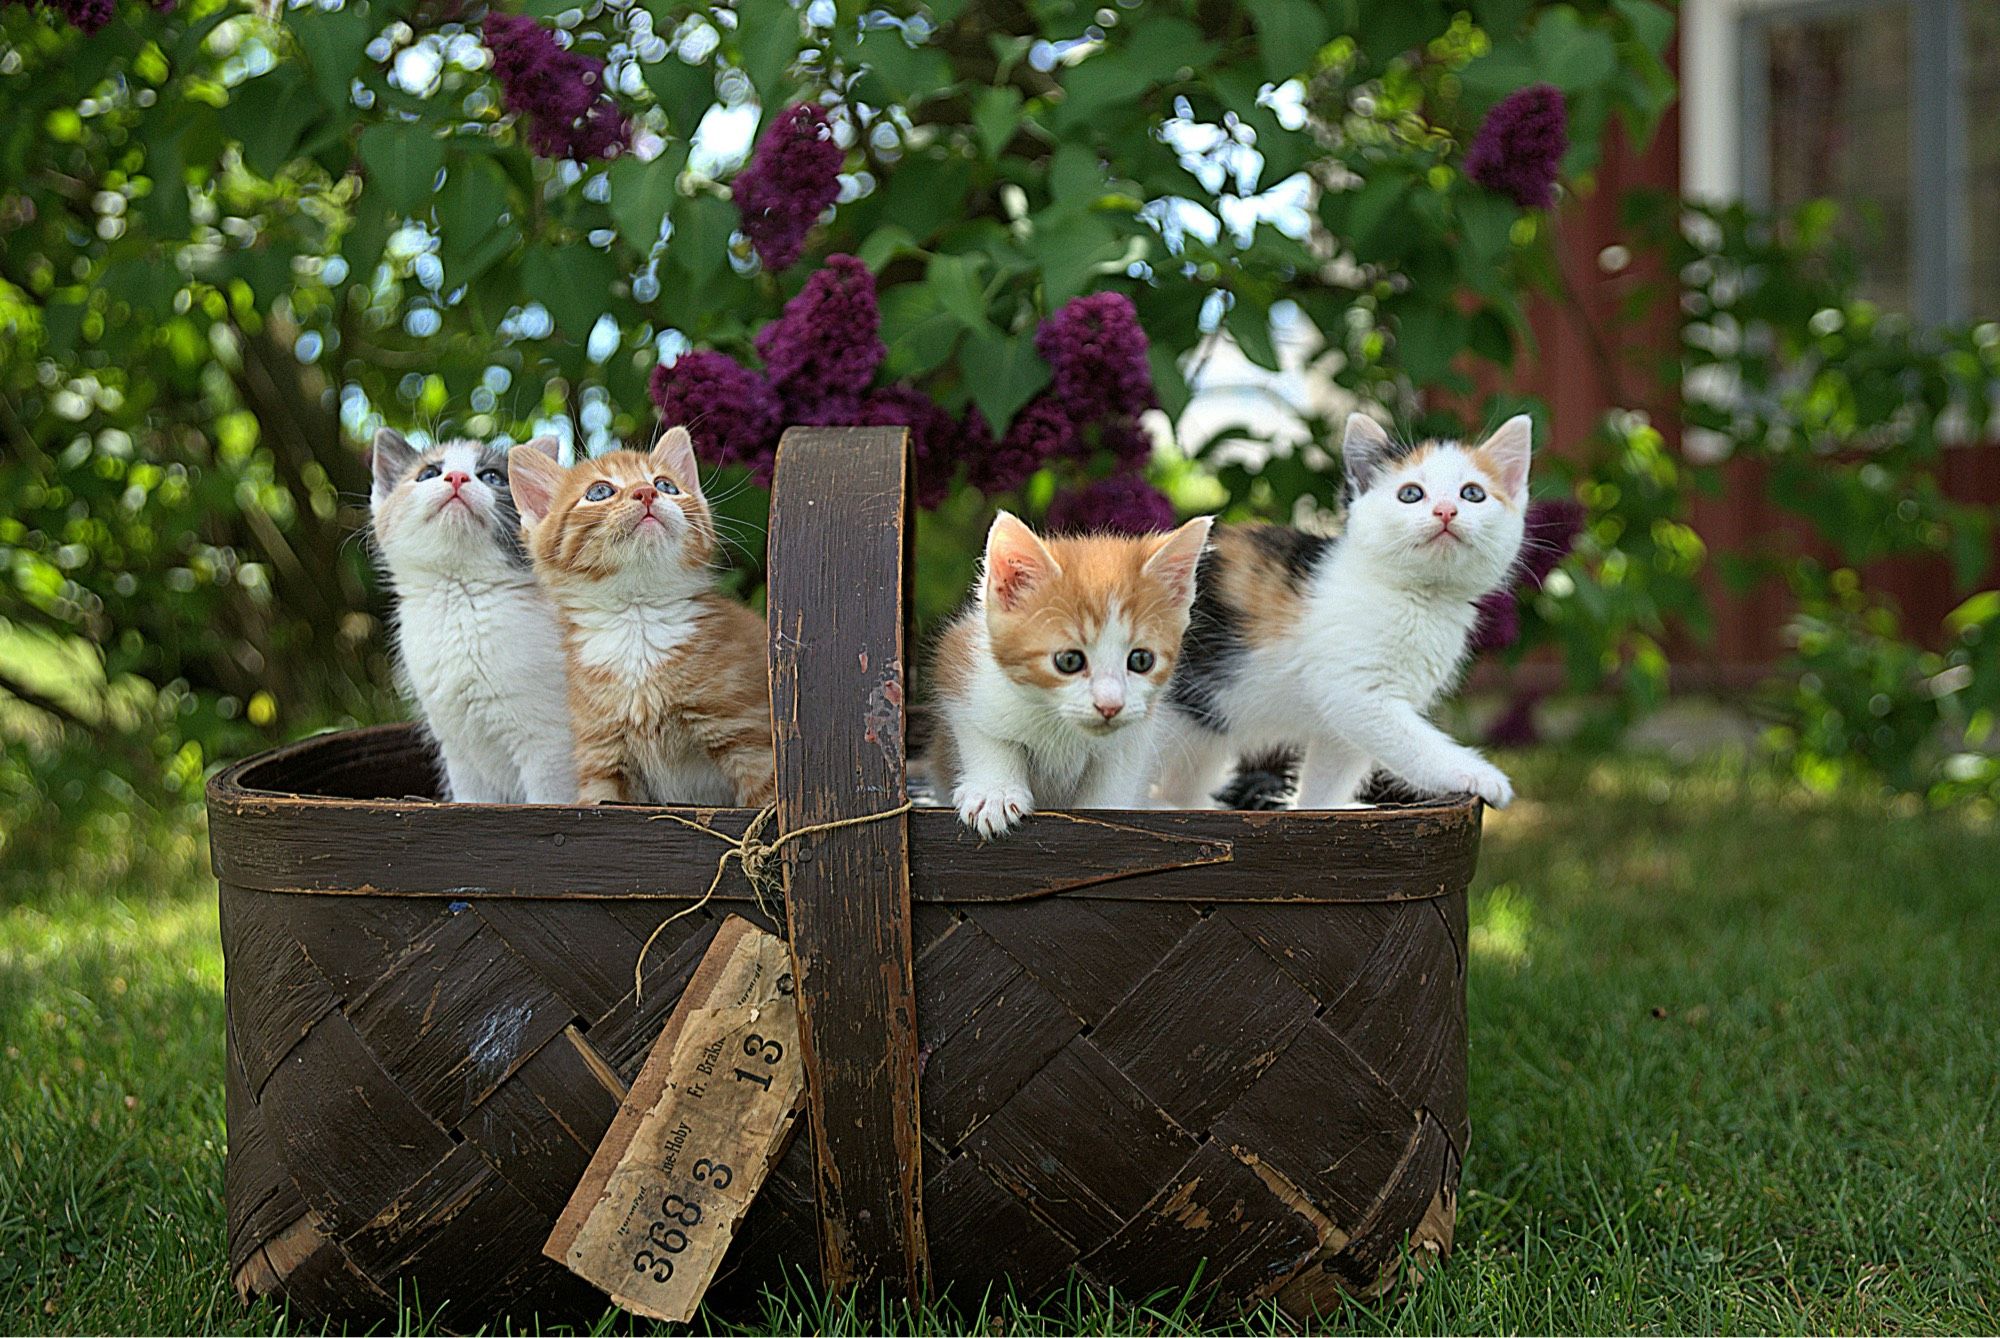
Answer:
top-left (1045, 471), bottom-right (1178, 536)
top-left (1472, 497), bottom-right (1586, 651)
top-left (1465, 83), bottom-right (1568, 209)
top-left (1035, 292), bottom-right (1156, 425)
top-left (754, 254), bottom-right (883, 416)
top-left (734, 103), bottom-right (844, 271)
top-left (648, 351), bottom-right (782, 479)
top-left (483, 13), bottom-right (627, 161)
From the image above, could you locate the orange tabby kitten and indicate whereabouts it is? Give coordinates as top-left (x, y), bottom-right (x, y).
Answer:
top-left (930, 511), bottom-right (1211, 836)
top-left (507, 428), bottom-right (774, 806)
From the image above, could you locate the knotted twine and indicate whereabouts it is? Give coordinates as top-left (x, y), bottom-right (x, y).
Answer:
top-left (632, 800), bottom-right (914, 998)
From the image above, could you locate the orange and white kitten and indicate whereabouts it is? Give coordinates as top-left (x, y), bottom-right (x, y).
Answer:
top-left (930, 511), bottom-right (1212, 837)
top-left (507, 428), bottom-right (774, 807)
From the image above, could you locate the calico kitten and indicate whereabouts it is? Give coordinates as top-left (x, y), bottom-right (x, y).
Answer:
top-left (931, 511), bottom-right (1212, 837)
top-left (368, 430), bottom-right (577, 803)
top-left (507, 428), bottom-right (774, 807)
top-left (1157, 414), bottom-right (1532, 810)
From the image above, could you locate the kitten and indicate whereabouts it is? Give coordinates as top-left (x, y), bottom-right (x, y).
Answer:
top-left (507, 428), bottom-right (774, 807)
top-left (1156, 414), bottom-right (1532, 810)
top-left (930, 510), bottom-right (1212, 837)
top-left (368, 430), bottom-right (577, 804)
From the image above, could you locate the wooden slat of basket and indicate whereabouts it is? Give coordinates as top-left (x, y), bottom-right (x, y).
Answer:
top-left (765, 425), bottom-right (927, 1297)
top-left (207, 778), bottom-right (1478, 905)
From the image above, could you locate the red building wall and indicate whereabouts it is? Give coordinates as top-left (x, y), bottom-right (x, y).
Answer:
top-left (1505, 31), bottom-right (2000, 683)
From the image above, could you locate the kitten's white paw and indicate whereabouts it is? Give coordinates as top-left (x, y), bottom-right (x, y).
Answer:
top-left (955, 783), bottom-right (1034, 838)
top-left (1458, 760), bottom-right (1514, 808)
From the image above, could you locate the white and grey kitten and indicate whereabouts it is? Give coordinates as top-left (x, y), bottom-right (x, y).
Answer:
top-left (1154, 414), bottom-right (1532, 810)
top-left (369, 429), bottom-right (576, 804)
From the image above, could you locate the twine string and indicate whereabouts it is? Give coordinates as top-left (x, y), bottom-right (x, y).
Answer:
top-left (632, 799), bottom-right (914, 998)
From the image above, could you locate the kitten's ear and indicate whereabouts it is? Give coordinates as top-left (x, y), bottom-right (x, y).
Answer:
top-left (370, 429), bottom-right (417, 504)
top-left (648, 426), bottom-right (703, 497)
top-left (507, 445), bottom-right (563, 530)
top-left (1141, 515), bottom-right (1213, 606)
top-left (1342, 413), bottom-right (1395, 492)
top-left (1476, 414), bottom-right (1533, 498)
top-left (519, 434), bottom-right (561, 464)
top-left (983, 510), bottom-right (1062, 613)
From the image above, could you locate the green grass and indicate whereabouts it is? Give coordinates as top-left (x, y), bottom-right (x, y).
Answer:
top-left (3, 751), bottom-right (1997, 1334)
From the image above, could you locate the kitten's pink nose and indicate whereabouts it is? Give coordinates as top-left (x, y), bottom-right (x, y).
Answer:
top-left (631, 485), bottom-right (658, 506)
top-left (1095, 701), bottom-right (1123, 720)
top-left (444, 471), bottom-right (471, 490)
top-left (1432, 500), bottom-right (1458, 525)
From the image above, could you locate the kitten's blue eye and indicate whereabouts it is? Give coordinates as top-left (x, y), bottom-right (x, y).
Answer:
top-left (584, 481), bottom-right (615, 501)
top-left (1460, 483), bottom-right (1486, 503)
top-left (1396, 483), bottom-right (1424, 503)
top-left (415, 464), bottom-right (442, 482)
top-left (1053, 649), bottom-right (1086, 675)
top-left (478, 469), bottom-right (505, 487)
top-left (1127, 649), bottom-right (1156, 674)
top-left (654, 476), bottom-right (682, 496)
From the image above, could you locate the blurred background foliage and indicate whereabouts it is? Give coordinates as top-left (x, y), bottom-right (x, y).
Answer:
top-left (2, 0), bottom-right (1997, 877)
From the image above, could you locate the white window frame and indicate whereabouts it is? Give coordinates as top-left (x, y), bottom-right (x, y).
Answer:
top-left (1680, 0), bottom-right (1969, 325)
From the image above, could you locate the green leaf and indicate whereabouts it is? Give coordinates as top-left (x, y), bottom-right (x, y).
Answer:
top-left (1027, 209), bottom-right (1121, 307)
top-left (1458, 191), bottom-right (1517, 263)
top-left (875, 152), bottom-right (974, 249)
top-left (292, 2), bottom-right (372, 109)
top-left (925, 252), bottom-right (990, 330)
top-left (608, 146), bottom-right (686, 251)
top-left (664, 192), bottom-right (735, 282)
top-left (1248, 0), bottom-right (1330, 81)
top-left (963, 328), bottom-right (1051, 432)
top-left (438, 155), bottom-right (513, 284)
top-left (1342, 173), bottom-right (1409, 250)
top-left (522, 244), bottom-right (620, 342)
top-left (642, 56), bottom-right (716, 137)
top-left (972, 85), bottom-right (1022, 161)
top-left (878, 282), bottom-right (960, 380)
top-left (857, 224), bottom-right (918, 271)
top-left (844, 26), bottom-right (953, 107)
top-left (1392, 301), bottom-right (1469, 385)
top-left (231, 67), bottom-right (323, 178)
top-left (1148, 343), bottom-right (1189, 420)
top-left (1612, 0), bottom-right (1675, 56)
top-left (143, 134), bottom-right (190, 237)
top-left (735, 0), bottom-right (799, 106)
top-left (1224, 296), bottom-right (1280, 372)
top-left (1530, 7), bottom-right (1618, 93)
top-left (358, 122), bottom-right (444, 217)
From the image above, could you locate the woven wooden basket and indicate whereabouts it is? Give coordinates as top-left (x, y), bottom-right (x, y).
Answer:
top-left (208, 426), bottom-right (1480, 1326)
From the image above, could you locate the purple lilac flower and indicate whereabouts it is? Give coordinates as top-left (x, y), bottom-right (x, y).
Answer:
top-left (1519, 497), bottom-right (1585, 587)
top-left (1095, 417), bottom-right (1154, 466)
top-left (1484, 687), bottom-right (1545, 748)
top-left (973, 395), bottom-right (1073, 495)
top-left (1472, 498), bottom-right (1585, 652)
top-left (734, 103), bottom-right (844, 271)
top-left (648, 350), bottom-right (782, 479)
top-left (1470, 589), bottom-right (1521, 654)
top-left (44, 0), bottom-right (114, 29)
top-left (1464, 83), bottom-right (1568, 209)
top-left (754, 255), bottom-right (884, 416)
top-left (483, 13), bottom-right (628, 162)
top-left (1034, 291), bottom-right (1156, 425)
top-left (1044, 471), bottom-right (1177, 537)
top-left (856, 385), bottom-right (963, 509)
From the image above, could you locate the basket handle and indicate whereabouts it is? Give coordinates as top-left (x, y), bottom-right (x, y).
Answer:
top-left (764, 425), bottom-right (927, 1299)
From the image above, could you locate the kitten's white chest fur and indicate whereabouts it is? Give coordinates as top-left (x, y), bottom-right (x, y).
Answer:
top-left (396, 575), bottom-right (576, 803)
top-left (568, 599), bottom-right (699, 683)
top-left (561, 577), bottom-right (740, 807)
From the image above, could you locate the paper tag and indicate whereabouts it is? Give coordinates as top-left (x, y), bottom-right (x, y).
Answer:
top-left (545, 915), bottom-right (806, 1322)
